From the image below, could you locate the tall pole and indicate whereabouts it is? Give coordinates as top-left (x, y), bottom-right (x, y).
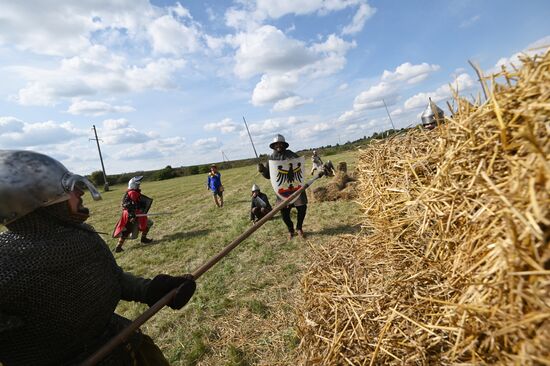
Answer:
top-left (382, 99), bottom-right (396, 130)
top-left (242, 116), bottom-right (259, 159)
top-left (91, 125), bottom-right (109, 192)
top-left (222, 151), bottom-right (230, 162)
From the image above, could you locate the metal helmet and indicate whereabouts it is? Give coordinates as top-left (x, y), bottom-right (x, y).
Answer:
top-left (269, 134), bottom-right (289, 149)
top-left (0, 150), bottom-right (102, 225)
top-left (251, 184), bottom-right (260, 192)
top-left (421, 99), bottom-right (444, 126)
top-left (128, 176), bottom-right (143, 190)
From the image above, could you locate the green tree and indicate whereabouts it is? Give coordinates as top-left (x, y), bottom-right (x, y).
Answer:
top-left (89, 170), bottom-right (105, 186)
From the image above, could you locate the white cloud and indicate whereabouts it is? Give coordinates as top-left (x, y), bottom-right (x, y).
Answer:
top-left (242, 32), bottom-right (354, 108)
top-left (295, 122), bottom-right (333, 139)
top-left (251, 73), bottom-right (299, 105)
top-left (113, 136), bottom-right (186, 161)
top-left (204, 118), bottom-right (238, 133)
top-left (225, 0), bottom-right (371, 31)
top-left (99, 118), bottom-right (155, 145)
top-left (404, 73), bottom-right (475, 109)
top-left (353, 82), bottom-right (398, 110)
top-left (233, 25), bottom-right (316, 79)
top-left (0, 116), bottom-right (25, 134)
top-left (338, 83), bottom-right (349, 90)
top-left (205, 34), bottom-right (227, 52)
top-left (0, 1), bottom-right (154, 57)
top-left (103, 118), bottom-right (130, 130)
top-left (0, 119), bottom-right (86, 148)
top-left (381, 62), bottom-right (440, 84)
top-left (459, 15), bottom-right (480, 28)
top-left (239, 115), bottom-right (312, 146)
top-left (168, 2), bottom-right (192, 19)
top-left (336, 108), bottom-right (364, 125)
top-left (147, 14), bottom-right (202, 55)
top-left (311, 33), bottom-right (356, 54)
top-left (192, 137), bottom-right (221, 150)
top-left (67, 99), bottom-right (135, 116)
top-left (493, 35), bottom-right (550, 72)
top-left (337, 61), bottom-right (441, 123)
top-left (342, 2), bottom-right (376, 35)
top-left (273, 96), bottom-right (313, 112)
top-left (256, 0), bottom-right (366, 19)
top-left (12, 45), bottom-right (186, 106)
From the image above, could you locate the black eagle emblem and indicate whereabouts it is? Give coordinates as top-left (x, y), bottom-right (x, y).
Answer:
top-left (276, 162), bottom-right (303, 185)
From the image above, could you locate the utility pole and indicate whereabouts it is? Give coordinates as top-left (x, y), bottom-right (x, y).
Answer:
top-left (382, 99), bottom-right (396, 130)
top-left (90, 125), bottom-right (109, 192)
top-left (222, 151), bottom-right (230, 162)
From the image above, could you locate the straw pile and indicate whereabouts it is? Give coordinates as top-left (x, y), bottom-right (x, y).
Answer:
top-left (311, 170), bottom-right (358, 202)
top-left (298, 50), bottom-right (549, 365)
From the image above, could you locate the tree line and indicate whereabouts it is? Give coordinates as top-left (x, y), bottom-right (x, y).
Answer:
top-left (88, 127), bottom-right (410, 187)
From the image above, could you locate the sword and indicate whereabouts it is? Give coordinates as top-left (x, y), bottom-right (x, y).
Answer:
top-left (243, 116), bottom-right (259, 159)
top-left (81, 170), bottom-right (327, 366)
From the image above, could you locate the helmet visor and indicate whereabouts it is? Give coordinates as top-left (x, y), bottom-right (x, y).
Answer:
top-left (62, 173), bottom-right (102, 201)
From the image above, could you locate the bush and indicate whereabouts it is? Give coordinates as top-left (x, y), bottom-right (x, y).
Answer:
top-left (189, 166), bottom-right (200, 175)
top-left (89, 170), bottom-right (106, 186)
top-left (198, 165), bottom-right (210, 174)
top-left (153, 165), bottom-right (177, 181)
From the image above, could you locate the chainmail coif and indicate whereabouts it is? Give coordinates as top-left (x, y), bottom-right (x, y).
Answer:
top-left (0, 202), bottom-right (135, 365)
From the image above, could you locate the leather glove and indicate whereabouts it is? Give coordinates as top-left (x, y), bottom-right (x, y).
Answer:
top-left (257, 163), bottom-right (265, 173)
top-left (145, 274), bottom-right (196, 310)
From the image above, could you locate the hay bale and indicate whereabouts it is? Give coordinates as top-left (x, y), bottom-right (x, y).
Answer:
top-left (311, 170), bottom-right (358, 202)
top-left (298, 50), bottom-right (550, 365)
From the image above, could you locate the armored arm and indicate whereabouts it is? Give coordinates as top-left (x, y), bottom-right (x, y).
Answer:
top-left (119, 272), bottom-right (151, 302)
top-left (119, 272), bottom-right (196, 310)
top-left (262, 193), bottom-right (272, 210)
top-left (258, 162), bottom-right (270, 179)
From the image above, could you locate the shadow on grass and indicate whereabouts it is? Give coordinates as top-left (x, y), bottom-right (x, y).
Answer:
top-left (115, 229), bottom-right (213, 252)
top-left (308, 224), bottom-right (361, 236)
top-left (161, 228), bottom-right (212, 242)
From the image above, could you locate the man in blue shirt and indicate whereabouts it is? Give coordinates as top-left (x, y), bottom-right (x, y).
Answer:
top-left (207, 164), bottom-right (224, 207)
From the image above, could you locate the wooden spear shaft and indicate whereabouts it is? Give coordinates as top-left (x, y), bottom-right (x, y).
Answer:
top-left (81, 173), bottom-right (321, 366)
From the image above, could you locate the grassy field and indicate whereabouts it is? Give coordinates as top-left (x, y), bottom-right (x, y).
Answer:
top-left (86, 150), bottom-right (361, 365)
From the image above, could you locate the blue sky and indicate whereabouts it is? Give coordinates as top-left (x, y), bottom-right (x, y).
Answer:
top-left (0, 0), bottom-right (548, 174)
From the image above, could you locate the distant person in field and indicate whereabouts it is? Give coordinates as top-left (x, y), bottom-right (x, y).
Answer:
top-left (310, 150), bottom-right (324, 176)
top-left (250, 184), bottom-right (272, 224)
top-left (207, 164), bottom-right (224, 208)
top-left (258, 134), bottom-right (308, 239)
top-left (0, 150), bottom-right (196, 366)
top-left (112, 176), bottom-right (154, 252)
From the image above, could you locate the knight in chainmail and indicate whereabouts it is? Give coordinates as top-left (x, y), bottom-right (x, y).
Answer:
top-left (0, 150), bottom-right (196, 366)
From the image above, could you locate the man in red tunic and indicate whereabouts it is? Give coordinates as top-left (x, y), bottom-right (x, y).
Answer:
top-left (113, 176), bottom-right (154, 252)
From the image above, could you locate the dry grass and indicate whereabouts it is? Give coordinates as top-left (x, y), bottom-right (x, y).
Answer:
top-left (297, 51), bottom-right (550, 365)
top-left (311, 171), bottom-right (358, 202)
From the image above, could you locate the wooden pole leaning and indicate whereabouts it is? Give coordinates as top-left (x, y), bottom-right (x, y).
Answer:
top-left (81, 173), bottom-right (322, 366)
